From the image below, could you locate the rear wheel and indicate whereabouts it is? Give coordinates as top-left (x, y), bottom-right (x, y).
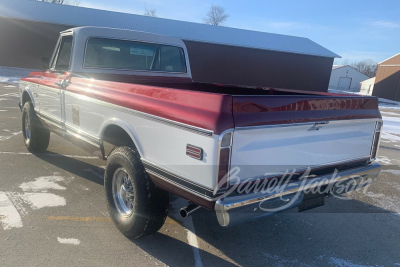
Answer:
top-left (22, 101), bottom-right (50, 152)
top-left (104, 146), bottom-right (169, 238)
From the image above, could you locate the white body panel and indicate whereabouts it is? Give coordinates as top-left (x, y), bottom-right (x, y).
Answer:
top-left (37, 86), bottom-right (61, 120)
top-left (230, 120), bottom-right (377, 183)
top-left (64, 92), bottom-right (220, 190)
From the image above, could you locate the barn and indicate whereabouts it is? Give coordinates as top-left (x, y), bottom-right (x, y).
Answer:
top-left (328, 65), bottom-right (370, 92)
top-left (372, 53), bottom-right (400, 101)
top-left (0, 0), bottom-right (340, 92)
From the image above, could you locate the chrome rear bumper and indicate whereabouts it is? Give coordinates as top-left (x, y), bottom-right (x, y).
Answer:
top-left (215, 163), bottom-right (381, 227)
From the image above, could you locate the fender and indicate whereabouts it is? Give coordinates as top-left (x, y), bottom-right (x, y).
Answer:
top-left (20, 83), bottom-right (36, 108)
top-left (99, 117), bottom-right (143, 158)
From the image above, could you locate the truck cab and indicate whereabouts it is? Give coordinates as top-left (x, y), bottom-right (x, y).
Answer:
top-left (19, 26), bottom-right (382, 238)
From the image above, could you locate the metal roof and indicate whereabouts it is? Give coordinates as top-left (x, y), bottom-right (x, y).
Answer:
top-left (332, 65), bottom-right (345, 70)
top-left (0, 0), bottom-right (340, 58)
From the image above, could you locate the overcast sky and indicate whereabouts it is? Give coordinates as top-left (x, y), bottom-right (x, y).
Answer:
top-left (83, 0), bottom-right (400, 63)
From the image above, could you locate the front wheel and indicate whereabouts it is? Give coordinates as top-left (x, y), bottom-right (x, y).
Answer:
top-left (104, 146), bottom-right (169, 238)
top-left (22, 101), bottom-right (50, 152)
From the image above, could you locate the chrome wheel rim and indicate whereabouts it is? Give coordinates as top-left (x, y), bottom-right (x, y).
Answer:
top-left (24, 112), bottom-right (31, 141)
top-left (112, 168), bottom-right (135, 217)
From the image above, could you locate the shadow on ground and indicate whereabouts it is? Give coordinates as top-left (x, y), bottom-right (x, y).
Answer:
top-left (33, 151), bottom-right (104, 186)
top-left (32, 151), bottom-right (400, 266)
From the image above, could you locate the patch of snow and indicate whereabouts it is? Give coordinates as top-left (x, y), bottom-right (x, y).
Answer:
top-left (379, 98), bottom-right (400, 110)
top-left (57, 237), bottom-right (80, 245)
top-left (19, 175), bottom-right (66, 192)
top-left (380, 111), bottom-right (400, 116)
top-left (329, 257), bottom-right (369, 267)
top-left (263, 253), bottom-right (313, 266)
top-left (366, 192), bottom-right (400, 213)
top-left (76, 184), bottom-right (89, 191)
top-left (22, 193), bottom-right (66, 209)
top-left (376, 156), bottom-right (392, 165)
top-left (381, 169), bottom-right (400, 175)
top-left (381, 115), bottom-right (400, 143)
top-left (365, 192), bottom-right (386, 198)
top-left (5, 192), bottom-right (28, 216)
top-left (0, 66), bottom-right (34, 83)
top-left (0, 192), bottom-right (23, 230)
top-left (327, 89), bottom-right (366, 96)
top-left (17, 173), bottom-right (71, 210)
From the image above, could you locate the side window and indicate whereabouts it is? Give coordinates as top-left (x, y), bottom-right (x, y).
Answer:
top-left (51, 35), bottom-right (73, 72)
top-left (84, 38), bottom-right (187, 73)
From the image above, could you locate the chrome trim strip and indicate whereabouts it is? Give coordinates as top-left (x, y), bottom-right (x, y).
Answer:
top-left (63, 90), bottom-right (214, 137)
top-left (69, 133), bottom-right (100, 147)
top-left (370, 121), bottom-right (382, 160)
top-left (235, 118), bottom-right (380, 131)
top-left (215, 129), bottom-right (234, 190)
top-left (215, 163), bottom-right (381, 226)
top-left (142, 159), bottom-right (215, 192)
top-left (233, 155), bottom-right (372, 184)
top-left (146, 169), bottom-right (213, 201)
top-left (37, 112), bottom-right (62, 129)
top-left (65, 122), bottom-right (100, 145)
top-left (36, 111), bottom-right (62, 126)
top-left (37, 111), bottom-right (100, 147)
top-left (220, 163), bottom-right (382, 211)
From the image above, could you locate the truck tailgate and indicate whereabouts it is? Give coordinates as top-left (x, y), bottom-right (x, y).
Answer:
top-left (230, 95), bottom-right (381, 184)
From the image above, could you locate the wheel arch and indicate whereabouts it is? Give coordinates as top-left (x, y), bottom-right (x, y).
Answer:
top-left (99, 119), bottom-right (143, 159)
top-left (21, 89), bottom-right (34, 107)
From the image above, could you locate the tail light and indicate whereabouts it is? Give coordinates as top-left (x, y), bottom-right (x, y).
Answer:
top-left (370, 121), bottom-right (382, 160)
top-left (216, 130), bottom-right (233, 190)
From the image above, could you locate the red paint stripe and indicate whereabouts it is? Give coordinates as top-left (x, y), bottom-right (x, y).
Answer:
top-left (232, 95), bottom-right (381, 128)
top-left (66, 77), bottom-right (234, 135)
top-left (22, 72), bottom-right (381, 134)
top-left (186, 145), bottom-right (202, 154)
top-left (186, 151), bottom-right (202, 160)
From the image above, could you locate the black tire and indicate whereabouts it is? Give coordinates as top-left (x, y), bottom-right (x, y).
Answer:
top-left (22, 101), bottom-right (50, 152)
top-left (104, 146), bottom-right (169, 238)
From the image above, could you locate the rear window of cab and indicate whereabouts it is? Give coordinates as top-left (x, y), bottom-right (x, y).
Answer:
top-left (84, 37), bottom-right (187, 73)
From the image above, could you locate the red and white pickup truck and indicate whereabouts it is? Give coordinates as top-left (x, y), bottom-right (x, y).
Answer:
top-left (19, 27), bottom-right (382, 238)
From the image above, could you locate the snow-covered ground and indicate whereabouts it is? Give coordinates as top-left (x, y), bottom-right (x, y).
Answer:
top-left (328, 88), bottom-right (400, 110)
top-left (0, 66), bottom-right (35, 83)
top-left (380, 111), bottom-right (400, 145)
top-left (328, 88), bottom-right (366, 96)
top-left (379, 98), bottom-right (400, 110)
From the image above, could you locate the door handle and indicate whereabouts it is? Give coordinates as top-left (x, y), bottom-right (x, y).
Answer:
top-left (34, 93), bottom-right (38, 97)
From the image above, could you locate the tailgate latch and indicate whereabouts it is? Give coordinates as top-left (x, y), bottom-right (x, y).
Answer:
top-left (308, 121), bottom-right (329, 131)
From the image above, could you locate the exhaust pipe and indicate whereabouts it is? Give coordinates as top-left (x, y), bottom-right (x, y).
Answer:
top-left (180, 203), bottom-right (201, 218)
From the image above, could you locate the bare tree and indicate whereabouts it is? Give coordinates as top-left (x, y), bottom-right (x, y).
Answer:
top-left (203, 5), bottom-right (229, 26)
top-left (144, 8), bottom-right (157, 17)
top-left (32, 0), bottom-right (82, 6)
top-left (350, 59), bottom-right (378, 78)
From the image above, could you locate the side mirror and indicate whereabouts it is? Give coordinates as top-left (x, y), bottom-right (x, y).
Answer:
top-left (40, 57), bottom-right (50, 70)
